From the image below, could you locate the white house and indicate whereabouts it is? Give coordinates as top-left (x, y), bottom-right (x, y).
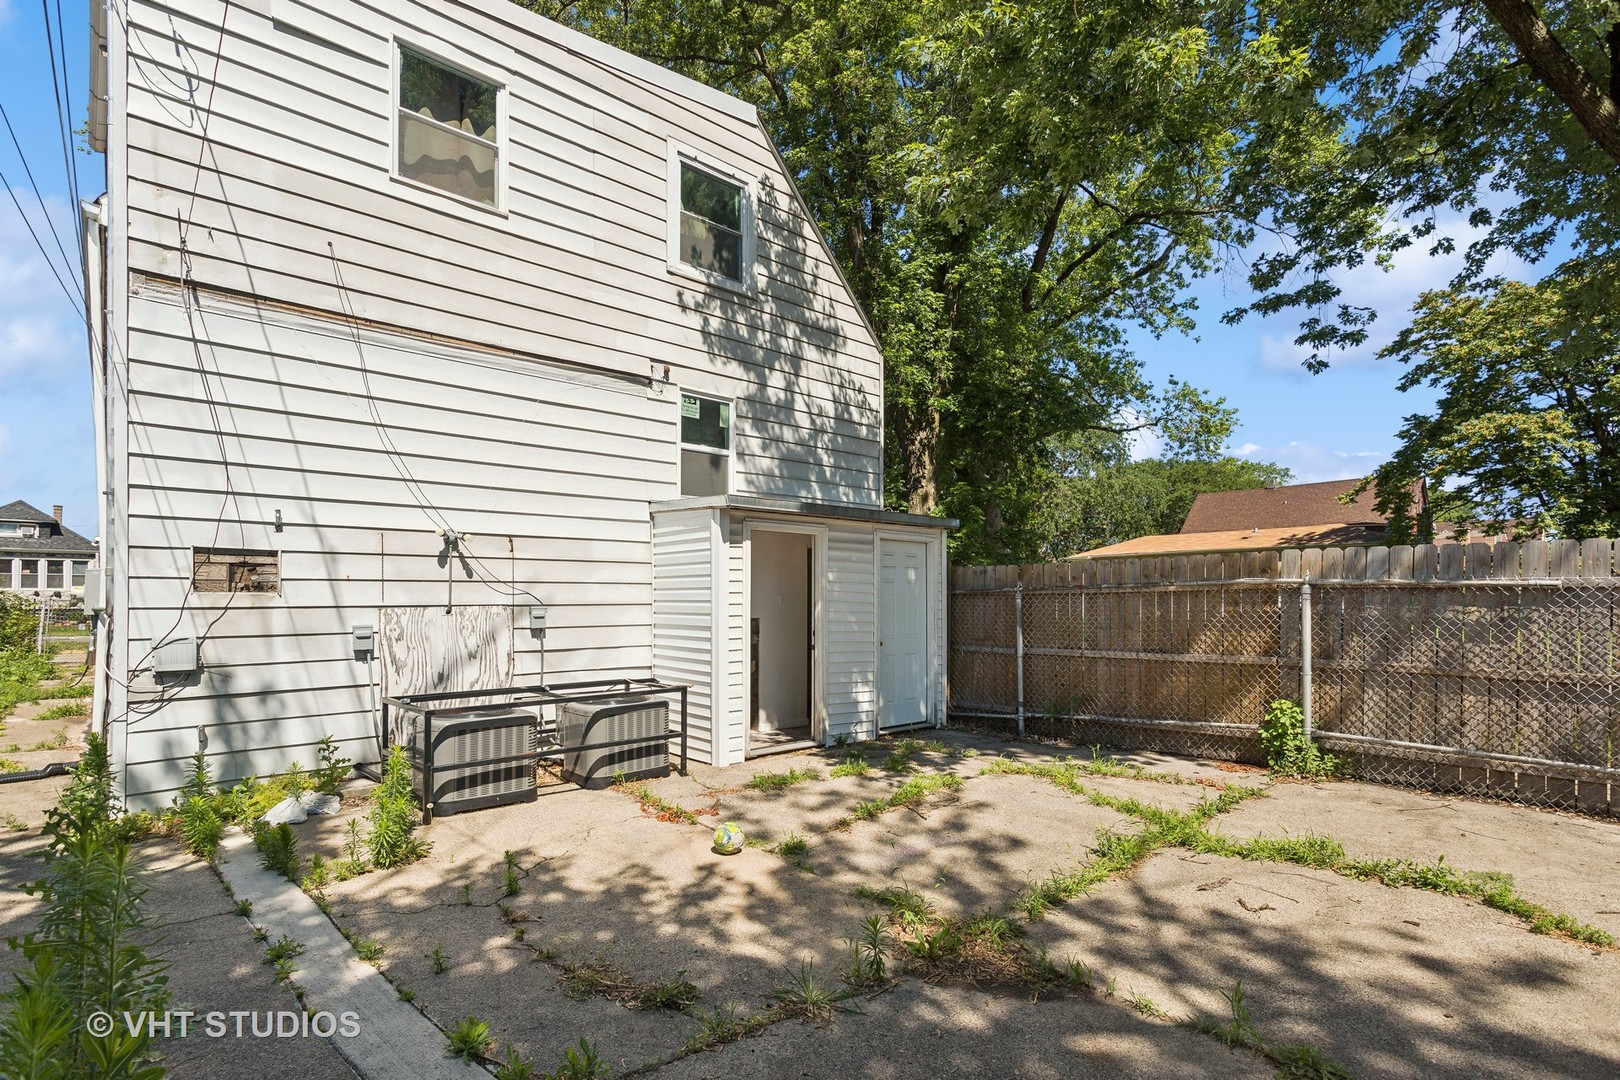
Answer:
top-left (85, 0), bottom-right (951, 808)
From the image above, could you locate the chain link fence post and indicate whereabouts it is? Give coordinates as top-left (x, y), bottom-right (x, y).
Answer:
top-left (1300, 575), bottom-right (1312, 739)
top-left (1014, 578), bottom-right (1025, 736)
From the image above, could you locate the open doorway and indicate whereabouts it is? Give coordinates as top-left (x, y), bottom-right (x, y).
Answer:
top-left (748, 528), bottom-right (816, 755)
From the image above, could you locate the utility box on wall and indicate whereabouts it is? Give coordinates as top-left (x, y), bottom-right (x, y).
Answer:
top-left (559, 698), bottom-right (669, 789)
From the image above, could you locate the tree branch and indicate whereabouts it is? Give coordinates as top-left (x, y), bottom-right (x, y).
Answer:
top-left (1022, 191), bottom-right (1067, 312)
top-left (1480, 0), bottom-right (1620, 165)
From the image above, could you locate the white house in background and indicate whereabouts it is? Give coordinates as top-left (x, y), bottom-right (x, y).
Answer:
top-left (85, 0), bottom-right (951, 808)
top-left (0, 501), bottom-right (97, 596)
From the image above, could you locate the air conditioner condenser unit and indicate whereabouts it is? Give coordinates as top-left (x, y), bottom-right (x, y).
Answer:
top-left (559, 697), bottom-right (670, 789)
top-left (407, 708), bottom-right (537, 817)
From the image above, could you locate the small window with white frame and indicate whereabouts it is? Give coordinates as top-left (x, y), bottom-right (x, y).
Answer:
top-left (668, 146), bottom-right (754, 287)
top-left (395, 45), bottom-right (503, 209)
top-left (679, 392), bottom-right (731, 497)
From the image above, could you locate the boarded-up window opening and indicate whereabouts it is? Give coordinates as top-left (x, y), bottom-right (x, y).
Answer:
top-left (193, 549), bottom-right (280, 594)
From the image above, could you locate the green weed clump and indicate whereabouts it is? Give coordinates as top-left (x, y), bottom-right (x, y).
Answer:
top-left (367, 745), bottom-right (429, 869)
top-left (1259, 700), bottom-right (1349, 780)
top-left (829, 751), bottom-right (869, 778)
top-left (747, 767), bottom-right (821, 791)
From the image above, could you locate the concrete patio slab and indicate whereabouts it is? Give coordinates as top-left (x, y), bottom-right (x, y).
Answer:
top-left (1213, 780), bottom-right (1620, 938)
top-left (1022, 849), bottom-right (1620, 1080)
top-left (649, 978), bottom-right (1266, 1080)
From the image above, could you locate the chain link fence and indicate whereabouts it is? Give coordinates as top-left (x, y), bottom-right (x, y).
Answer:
top-left (950, 544), bottom-right (1619, 816)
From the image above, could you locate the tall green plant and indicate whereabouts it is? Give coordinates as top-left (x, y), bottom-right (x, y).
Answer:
top-left (366, 746), bottom-right (428, 869)
top-left (1, 742), bottom-right (169, 1078)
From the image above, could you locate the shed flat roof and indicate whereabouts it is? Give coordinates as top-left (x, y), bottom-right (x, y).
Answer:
top-left (652, 495), bottom-right (956, 531)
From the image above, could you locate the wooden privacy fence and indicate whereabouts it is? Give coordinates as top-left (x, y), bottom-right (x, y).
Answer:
top-left (949, 538), bottom-right (1620, 815)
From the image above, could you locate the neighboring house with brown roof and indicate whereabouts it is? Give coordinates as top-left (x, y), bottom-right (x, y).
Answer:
top-left (1179, 478), bottom-right (1399, 534)
top-left (1070, 478), bottom-right (1425, 560)
top-left (0, 500), bottom-right (97, 596)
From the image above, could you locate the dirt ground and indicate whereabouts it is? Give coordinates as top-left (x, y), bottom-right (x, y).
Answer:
top-left (2, 727), bottom-right (1617, 1079)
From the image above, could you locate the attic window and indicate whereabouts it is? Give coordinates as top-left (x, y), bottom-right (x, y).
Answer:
top-left (193, 549), bottom-right (279, 594)
top-left (396, 46), bottom-right (501, 208)
top-left (668, 147), bottom-right (754, 288)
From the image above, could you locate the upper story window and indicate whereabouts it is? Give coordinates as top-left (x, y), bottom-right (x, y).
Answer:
top-left (680, 393), bottom-right (731, 497)
top-left (0, 523), bottom-right (32, 537)
top-left (668, 146), bottom-right (754, 288)
top-left (396, 46), bottom-right (502, 209)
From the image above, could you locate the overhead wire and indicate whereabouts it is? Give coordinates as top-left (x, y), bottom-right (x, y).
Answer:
top-left (40, 0), bottom-right (83, 254)
top-left (0, 102), bottom-right (81, 295)
top-left (0, 164), bottom-right (81, 312)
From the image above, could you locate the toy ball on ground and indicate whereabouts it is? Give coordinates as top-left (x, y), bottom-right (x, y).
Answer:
top-left (713, 822), bottom-right (744, 855)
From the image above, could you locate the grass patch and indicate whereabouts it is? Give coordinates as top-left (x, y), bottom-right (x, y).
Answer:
top-left (31, 703), bottom-right (84, 725)
top-left (829, 752), bottom-right (868, 778)
top-left (747, 767), bottom-right (821, 791)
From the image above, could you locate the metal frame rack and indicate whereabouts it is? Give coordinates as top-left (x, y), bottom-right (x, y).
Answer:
top-left (382, 677), bottom-right (691, 823)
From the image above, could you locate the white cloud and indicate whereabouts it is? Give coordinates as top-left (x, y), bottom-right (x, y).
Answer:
top-left (0, 0), bottom-right (14, 27)
top-left (1246, 193), bottom-right (1541, 376)
top-left (1235, 440), bottom-right (1387, 485)
top-left (0, 190), bottom-right (84, 385)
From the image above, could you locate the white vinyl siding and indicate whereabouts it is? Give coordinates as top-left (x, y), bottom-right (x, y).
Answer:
top-left (651, 509), bottom-right (718, 766)
top-left (120, 0), bottom-right (882, 506)
top-left (111, 289), bottom-right (671, 806)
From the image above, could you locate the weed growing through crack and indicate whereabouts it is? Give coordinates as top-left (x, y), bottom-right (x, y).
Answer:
top-left (771, 960), bottom-right (863, 1024)
top-left (493, 1044), bottom-right (536, 1080)
top-left (549, 1038), bottom-right (609, 1079)
top-left (233, 898), bottom-right (252, 917)
top-left (263, 934), bottom-right (303, 966)
top-left (252, 821), bottom-right (299, 882)
top-left (502, 850), bottom-right (524, 897)
top-left (461, 882), bottom-right (474, 905)
top-left (773, 833), bottom-right (813, 872)
top-left (1127, 991), bottom-right (1170, 1019)
top-left (1190, 981), bottom-right (1352, 1079)
top-left (446, 1016), bottom-right (493, 1060)
top-left (747, 767), bottom-right (821, 791)
top-left (843, 915), bottom-right (891, 987)
top-left (614, 773), bottom-right (700, 824)
top-left (429, 946), bottom-right (448, 974)
top-left (685, 1000), bottom-right (776, 1052)
top-left (353, 937), bottom-right (384, 964)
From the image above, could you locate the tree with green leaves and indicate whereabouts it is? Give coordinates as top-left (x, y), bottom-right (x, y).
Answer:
top-left (1358, 259), bottom-right (1620, 540)
top-left (525, 0), bottom-right (1388, 560)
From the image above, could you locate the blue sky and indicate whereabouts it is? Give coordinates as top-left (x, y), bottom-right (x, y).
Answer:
top-left (0, 2), bottom-right (1542, 540)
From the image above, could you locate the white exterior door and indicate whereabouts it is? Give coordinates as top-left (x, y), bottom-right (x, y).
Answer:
top-left (878, 539), bottom-right (928, 730)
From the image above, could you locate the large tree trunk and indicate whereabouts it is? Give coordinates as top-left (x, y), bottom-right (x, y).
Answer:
top-left (1480, 0), bottom-right (1620, 165)
top-left (902, 405), bottom-right (942, 515)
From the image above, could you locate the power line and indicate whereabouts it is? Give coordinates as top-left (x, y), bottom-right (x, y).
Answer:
top-left (40, 0), bottom-right (83, 255)
top-left (0, 164), bottom-right (81, 312)
top-left (0, 101), bottom-right (81, 294)
top-left (51, 0), bottom-right (86, 251)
